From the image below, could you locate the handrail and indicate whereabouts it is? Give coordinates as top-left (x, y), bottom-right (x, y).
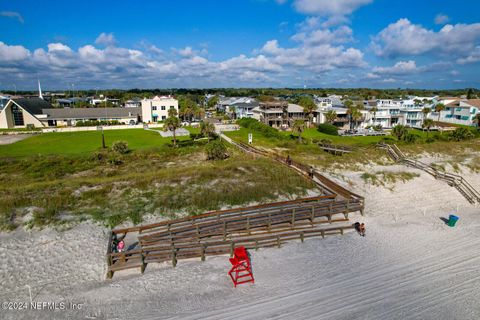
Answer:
top-left (378, 143), bottom-right (480, 204)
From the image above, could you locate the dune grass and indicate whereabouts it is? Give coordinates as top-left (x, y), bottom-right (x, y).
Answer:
top-left (0, 143), bottom-right (317, 230)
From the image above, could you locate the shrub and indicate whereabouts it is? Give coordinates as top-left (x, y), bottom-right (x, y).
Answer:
top-left (236, 118), bottom-right (284, 139)
top-left (380, 136), bottom-right (396, 144)
top-left (205, 140), bottom-right (228, 160)
top-left (392, 125), bottom-right (408, 140)
top-left (450, 127), bottom-right (475, 141)
top-left (76, 120), bottom-right (121, 127)
top-left (111, 141), bottom-right (129, 154)
top-left (317, 123), bottom-right (338, 136)
top-left (320, 138), bottom-right (333, 144)
top-left (403, 132), bottom-right (420, 144)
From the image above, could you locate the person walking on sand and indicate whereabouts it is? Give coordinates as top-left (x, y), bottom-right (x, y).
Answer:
top-left (117, 239), bottom-right (125, 253)
top-left (359, 223), bottom-right (366, 237)
top-left (309, 166), bottom-right (315, 178)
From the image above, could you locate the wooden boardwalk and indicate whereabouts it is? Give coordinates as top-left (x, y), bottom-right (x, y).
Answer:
top-left (319, 143), bottom-right (353, 155)
top-left (105, 137), bottom-right (366, 279)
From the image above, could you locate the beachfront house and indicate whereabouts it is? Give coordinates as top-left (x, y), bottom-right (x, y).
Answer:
top-left (434, 98), bottom-right (480, 126)
top-left (252, 101), bottom-right (306, 128)
top-left (141, 96), bottom-right (179, 123)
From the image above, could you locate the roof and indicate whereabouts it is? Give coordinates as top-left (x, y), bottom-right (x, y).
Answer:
top-left (42, 107), bottom-right (141, 120)
top-left (463, 99), bottom-right (480, 108)
top-left (287, 104), bottom-right (304, 113)
top-left (13, 98), bottom-right (53, 115)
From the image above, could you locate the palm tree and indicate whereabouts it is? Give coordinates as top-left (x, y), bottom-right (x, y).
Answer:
top-left (422, 107), bottom-right (431, 120)
top-left (351, 108), bottom-right (363, 130)
top-left (325, 110), bottom-right (337, 124)
top-left (435, 103), bottom-right (445, 124)
top-left (194, 107), bottom-right (205, 121)
top-left (292, 119), bottom-right (306, 143)
top-left (298, 96), bottom-right (316, 127)
top-left (473, 113), bottom-right (480, 128)
top-left (346, 105), bottom-right (362, 130)
top-left (163, 109), bottom-right (182, 147)
top-left (422, 119), bottom-right (434, 138)
top-left (200, 121), bottom-right (216, 142)
top-left (370, 106), bottom-right (378, 126)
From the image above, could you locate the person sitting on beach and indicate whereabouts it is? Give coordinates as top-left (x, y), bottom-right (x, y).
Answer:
top-left (359, 223), bottom-right (366, 237)
top-left (117, 239), bottom-right (125, 253)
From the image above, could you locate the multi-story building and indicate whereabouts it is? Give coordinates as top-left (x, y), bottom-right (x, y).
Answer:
top-left (433, 98), bottom-right (480, 126)
top-left (141, 96), bottom-right (179, 123)
top-left (252, 101), bottom-right (305, 128)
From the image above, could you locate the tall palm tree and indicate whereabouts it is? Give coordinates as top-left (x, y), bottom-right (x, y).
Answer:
top-left (298, 96), bottom-right (316, 127)
top-left (164, 109), bottom-right (182, 147)
top-left (351, 108), bottom-right (363, 130)
top-left (435, 103), bottom-right (445, 124)
top-left (422, 119), bottom-right (434, 138)
top-left (325, 110), bottom-right (337, 124)
top-left (200, 121), bottom-right (216, 142)
top-left (292, 119), bottom-right (306, 143)
top-left (422, 107), bottom-right (431, 120)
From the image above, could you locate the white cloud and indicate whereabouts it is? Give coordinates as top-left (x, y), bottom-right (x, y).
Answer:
top-left (291, 26), bottom-right (353, 45)
top-left (435, 14), bottom-right (449, 25)
top-left (457, 46), bottom-right (480, 64)
top-left (0, 11), bottom-right (24, 24)
top-left (372, 60), bottom-right (418, 75)
top-left (95, 32), bottom-right (116, 47)
top-left (177, 46), bottom-right (195, 57)
top-left (293, 0), bottom-right (372, 17)
top-left (371, 18), bottom-right (480, 58)
top-left (0, 41), bottom-right (30, 61)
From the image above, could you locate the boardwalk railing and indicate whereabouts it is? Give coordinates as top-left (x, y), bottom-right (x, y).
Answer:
top-left (106, 195), bottom-right (361, 279)
top-left (105, 135), bottom-right (367, 279)
top-left (378, 143), bottom-right (480, 204)
top-left (318, 143), bottom-right (354, 155)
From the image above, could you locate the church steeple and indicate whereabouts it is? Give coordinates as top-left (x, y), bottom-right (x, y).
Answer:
top-left (38, 79), bottom-right (43, 100)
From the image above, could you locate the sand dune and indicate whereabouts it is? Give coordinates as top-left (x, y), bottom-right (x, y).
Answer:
top-left (1, 161), bottom-right (479, 320)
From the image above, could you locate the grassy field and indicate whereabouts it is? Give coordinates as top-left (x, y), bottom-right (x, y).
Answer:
top-left (225, 124), bottom-right (480, 170)
top-left (0, 129), bottom-right (318, 230)
top-left (225, 127), bottom-right (389, 170)
top-left (0, 127), bottom-right (198, 157)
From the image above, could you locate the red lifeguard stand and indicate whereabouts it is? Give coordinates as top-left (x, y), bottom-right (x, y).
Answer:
top-left (228, 246), bottom-right (254, 287)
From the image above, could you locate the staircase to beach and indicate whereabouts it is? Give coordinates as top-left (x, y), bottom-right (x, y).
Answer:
top-left (378, 143), bottom-right (480, 205)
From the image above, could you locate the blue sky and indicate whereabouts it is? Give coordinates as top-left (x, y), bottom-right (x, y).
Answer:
top-left (1, 0), bottom-right (480, 89)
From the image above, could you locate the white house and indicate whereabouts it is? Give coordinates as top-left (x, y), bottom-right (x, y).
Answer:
top-left (141, 96), bottom-right (179, 123)
top-left (433, 98), bottom-right (480, 126)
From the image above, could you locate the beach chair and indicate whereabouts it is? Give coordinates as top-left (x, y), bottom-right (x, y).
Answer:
top-left (228, 246), bottom-right (254, 287)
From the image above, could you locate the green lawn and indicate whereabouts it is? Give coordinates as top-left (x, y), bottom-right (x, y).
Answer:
top-left (0, 128), bottom-right (195, 157)
top-left (226, 127), bottom-right (386, 147)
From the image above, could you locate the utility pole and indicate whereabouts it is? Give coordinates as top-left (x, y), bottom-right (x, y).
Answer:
top-left (102, 97), bottom-right (107, 148)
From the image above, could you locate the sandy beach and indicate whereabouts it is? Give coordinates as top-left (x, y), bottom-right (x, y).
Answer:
top-left (1, 157), bottom-right (479, 320)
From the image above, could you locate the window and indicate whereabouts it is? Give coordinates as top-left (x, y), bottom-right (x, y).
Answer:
top-left (161, 106), bottom-right (165, 110)
top-left (152, 106), bottom-right (157, 111)
top-left (152, 116), bottom-right (158, 122)
top-left (162, 116), bottom-right (166, 120)
top-left (170, 106), bottom-right (175, 109)
top-left (12, 104), bottom-right (24, 126)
